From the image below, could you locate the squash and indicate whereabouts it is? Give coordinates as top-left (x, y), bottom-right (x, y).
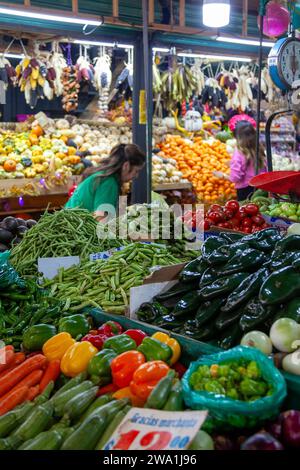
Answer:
top-left (68, 146), bottom-right (77, 156)
top-left (29, 133), bottom-right (39, 145)
top-left (3, 159), bottom-right (16, 172)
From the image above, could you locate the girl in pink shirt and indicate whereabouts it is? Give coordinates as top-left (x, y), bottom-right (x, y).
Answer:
top-left (215, 121), bottom-right (266, 201)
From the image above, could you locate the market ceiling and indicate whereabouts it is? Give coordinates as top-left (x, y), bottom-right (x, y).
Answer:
top-left (0, 0), bottom-right (285, 57)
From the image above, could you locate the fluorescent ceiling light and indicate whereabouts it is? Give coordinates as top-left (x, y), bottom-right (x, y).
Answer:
top-left (177, 52), bottom-right (251, 62)
top-left (203, 0), bottom-right (230, 28)
top-left (2, 53), bottom-right (24, 59)
top-left (74, 40), bottom-right (133, 49)
top-left (217, 36), bottom-right (275, 47)
top-left (153, 47), bottom-right (169, 53)
top-left (0, 6), bottom-right (103, 26)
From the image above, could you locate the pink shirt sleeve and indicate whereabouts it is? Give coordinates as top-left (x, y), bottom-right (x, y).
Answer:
top-left (230, 149), bottom-right (246, 183)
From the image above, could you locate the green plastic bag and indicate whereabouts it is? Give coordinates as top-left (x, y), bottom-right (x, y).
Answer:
top-left (182, 346), bottom-right (287, 430)
top-left (0, 251), bottom-right (25, 290)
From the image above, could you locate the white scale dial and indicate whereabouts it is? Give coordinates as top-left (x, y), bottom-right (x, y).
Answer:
top-left (280, 40), bottom-right (300, 86)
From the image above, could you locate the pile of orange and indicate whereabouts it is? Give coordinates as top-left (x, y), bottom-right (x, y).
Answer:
top-left (157, 135), bottom-right (236, 203)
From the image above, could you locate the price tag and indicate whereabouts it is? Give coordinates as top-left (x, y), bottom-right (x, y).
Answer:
top-left (103, 408), bottom-right (207, 451)
top-left (38, 256), bottom-right (80, 280)
top-left (89, 246), bottom-right (125, 261)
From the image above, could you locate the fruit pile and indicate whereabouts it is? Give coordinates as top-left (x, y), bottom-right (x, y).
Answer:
top-left (204, 201), bottom-right (270, 234)
top-left (157, 135), bottom-right (236, 204)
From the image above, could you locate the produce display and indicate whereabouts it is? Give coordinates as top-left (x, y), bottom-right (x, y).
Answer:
top-left (157, 135), bottom-right (236, 204)
top-left (203, 201), bottom-right (270, 234)
top-left (249, 191), bottom-right (300, 222)
top-left (10, 208), bottom-right (101, 275)
top-left (152, 154), bottom-right (187, 185)
top-left (136, 228), bottom-right (300, 352)
top-left (0, 216), bottom-right (36, 251)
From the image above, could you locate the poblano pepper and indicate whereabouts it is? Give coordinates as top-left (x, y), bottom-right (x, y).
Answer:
top-left (207, 242), bottom-right (250, 266)
top-left (273, 234), bottom-right (300, 256)
top-left (222, 267), bottom-right (269, 313)
top-left (153, 314), bottom-right (186, 330)
top-left (220, 249), bottom-right (266, 276)
top-left (217, 323), bottom-right (243, 350)
top-left (201, 236), bottom-right (227, 261)
top-left (136, 302), bottom-right (168, 323)
top-left (239, 297), bottom-right (275, 332)
top-left (179, 258), bottom-right (208, 282)
top-left (270, 251), bottom-right (300, 272)
top-left (259, 266), bottom-right (300, 305)
top-left (58, 314), bottom-right (90, 339)
top-left (219, 232), bottom-right (244, 243)
top-left (195, 297), bottom-right (225, 327)
top-left (182, 318), bottom-right (217, 341)
top-left (276, 297), bottom-right (300, 323)
top-left (243, 228), bottom-right (281, 252)
top-left (172, 291), bottom-right (202, 317)
top-left (199, 272), bottom-right (249, 300)
top-left (154, 281), bottom-right (198, 301)
top-left (137, 337), bottom-right (172, 363)
top-left (215, 303), bottom-right (248, 331)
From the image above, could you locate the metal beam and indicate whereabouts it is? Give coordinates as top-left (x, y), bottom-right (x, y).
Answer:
top-left (179, 0), bottom-right (185, 27)
top-left (242, 0), bottom-right (248, 37)
top-left (112, 0), bottom-right (119, 18)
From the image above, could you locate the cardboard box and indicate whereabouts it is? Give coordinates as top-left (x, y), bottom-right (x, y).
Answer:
top-left (129, 262), bottom-right (186, 319)
top-left (262, 214), bottom-right (291, 233)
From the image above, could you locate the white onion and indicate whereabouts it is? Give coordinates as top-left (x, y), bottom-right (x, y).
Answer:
top-left (241, 331), bottom-right (272, 355)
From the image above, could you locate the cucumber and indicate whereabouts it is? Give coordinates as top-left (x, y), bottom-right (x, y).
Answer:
top-left (51, 381), bottom-right (94, 416)
top-left (18, 427), bottom-right (71, 450)
top-left (0, 402), bottom-right (35, 438)
top-left (145, 370), bottom-right (175, 409)
top-left (63, 386), bottom-right (98, 420)
top-left (95, 406), bottom-right (131, 450)
top-left (11, 402), bottom-right (54, 443)
top-left (77, 394), bottom-right (112, 424)
top-left (51, 372), bottom-right (87, 399)
top-left (163, 380), bottom-right (184, 411)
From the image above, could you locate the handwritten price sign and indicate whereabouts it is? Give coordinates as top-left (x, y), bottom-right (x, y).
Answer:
top-left (103, 408), bottom-right (207, 451)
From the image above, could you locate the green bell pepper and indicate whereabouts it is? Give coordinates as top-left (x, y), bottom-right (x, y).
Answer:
top-left (58, 314), bottom-right (90, 339)
top-left (259, 266), bottom-right (300, 305)
top-left (221, 249), bottom-right (267, 276)
top-left (222, 267), bottom-right (269, 313)
top-left (87, 349), bottom-right (117, 385)
top-left (137, 337), bottom-right (172, 363)
top-left (22, 324), bottom-right (57, 351)
top-left (199, 272), bottom-right (249, 300)
top-left (104, 333), bottom-right (136, 354)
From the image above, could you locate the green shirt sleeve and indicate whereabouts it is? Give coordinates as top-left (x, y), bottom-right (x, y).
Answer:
top-left (93, 176), bottom-right (119, 214)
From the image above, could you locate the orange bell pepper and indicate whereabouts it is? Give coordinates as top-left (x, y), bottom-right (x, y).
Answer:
top-left (111, 350), bottom-right (145, 389)
top-left (112, 386), bottom-right (145, 407)
top-left (130, 360), bottom-right (170, 401)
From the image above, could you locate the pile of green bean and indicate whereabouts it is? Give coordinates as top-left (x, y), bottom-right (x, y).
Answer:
top-left (43, 242), bottom-right (182, 314)
top-left (10, 208), bottom-right (102, 276)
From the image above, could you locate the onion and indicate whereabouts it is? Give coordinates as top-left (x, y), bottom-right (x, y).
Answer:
top-left (241, 331), bottom-right (272, 355)
top-left (270, 318), bottom-right (300, 353)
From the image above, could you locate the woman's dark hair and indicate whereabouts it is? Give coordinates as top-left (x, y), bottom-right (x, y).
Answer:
top-left (82, 143), bottom-right (146, 186)
top-left (234, 121), bottom-right (265, 170)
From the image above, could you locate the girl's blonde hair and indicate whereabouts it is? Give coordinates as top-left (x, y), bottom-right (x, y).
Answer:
top-left (234, 121), bottom-right (265, 170)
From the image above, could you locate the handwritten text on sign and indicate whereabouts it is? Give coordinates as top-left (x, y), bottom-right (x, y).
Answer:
top-left (103, 408), bottom-right (207, 451)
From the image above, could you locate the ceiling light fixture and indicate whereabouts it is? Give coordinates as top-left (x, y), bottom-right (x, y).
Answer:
top-left (203, 0), bottom-right (230, 28)
top-left (177, 52), bottom-right (251, 62)
top-left (73, 39), bottom-right (133, 49)
top-left (0, 6), bottom-right (103, 26)
top-left (217, 36), bottom-right (275, 47)
top-left (152, 47), bottom-right (170, 53)
top-left (2, 53), bottom-right (24, 59)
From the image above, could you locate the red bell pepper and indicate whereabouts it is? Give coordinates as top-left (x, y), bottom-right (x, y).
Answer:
top-left (81, 333), bottom-right (108, 350)
top-left (96, 383), bottom-right (118, 396)
top-left (124, 329), bottom-right (147, 346)
top-left (172, 362), bottom-right (187, 379)
top-left (111, 350), bottom-right (145, 388)
top-left (97, 321), bottom-right (123, 337)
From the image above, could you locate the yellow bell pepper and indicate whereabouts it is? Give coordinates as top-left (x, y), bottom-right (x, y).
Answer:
top-left (151, 332), bottom-right (181, 365)
top-left (61, 341), bottom-right (98, 377)
top-left (112, 387), bottom-right (145, 407)
top-left (42, 332), bottom-right (75, 362)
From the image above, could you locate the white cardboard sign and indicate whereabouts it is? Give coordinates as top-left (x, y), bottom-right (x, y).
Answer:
top-left (38, 256), bottom-right (80, 280)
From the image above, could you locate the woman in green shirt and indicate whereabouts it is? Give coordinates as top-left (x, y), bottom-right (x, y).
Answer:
top-left (66, 143), bottom-right (145, 219)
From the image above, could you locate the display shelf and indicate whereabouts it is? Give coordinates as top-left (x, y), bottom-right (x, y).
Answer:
top-left (0, 193), bottom-right (69, 216)
top-left (153, 183), bottom-right (192, 191)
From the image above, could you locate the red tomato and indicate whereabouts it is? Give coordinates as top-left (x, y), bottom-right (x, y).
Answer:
top-left (261, 223), bottom-right (270, 229)
top-left (251, 215), bottom-right (265, 226)
top-left (243, 226), bottom-right (252, 234)
top-left (244, 203), bottom-right (259, 216)
top-left (225, 200), bottom-right (240, 214)
top-left (217, 222), bottom-right (227, 228)
top-left (242, 217), bottom-right (253, 228)
top-left (224, 209), bottom-right (234, 220)
top-left (251, 226), bottom-right (261, 233)
top-left (208, 211), bottom-right (224, 224)
top-left (230, 217), bottom-right (240, 228)
top-left (238, 208), bottom-right (248, 219)
top-left (204, 219), bottom-right (211, 230)
top-left (209, 204), bottom-right (224, 213)
top-left (222, 221), bottom-right (233, 229)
